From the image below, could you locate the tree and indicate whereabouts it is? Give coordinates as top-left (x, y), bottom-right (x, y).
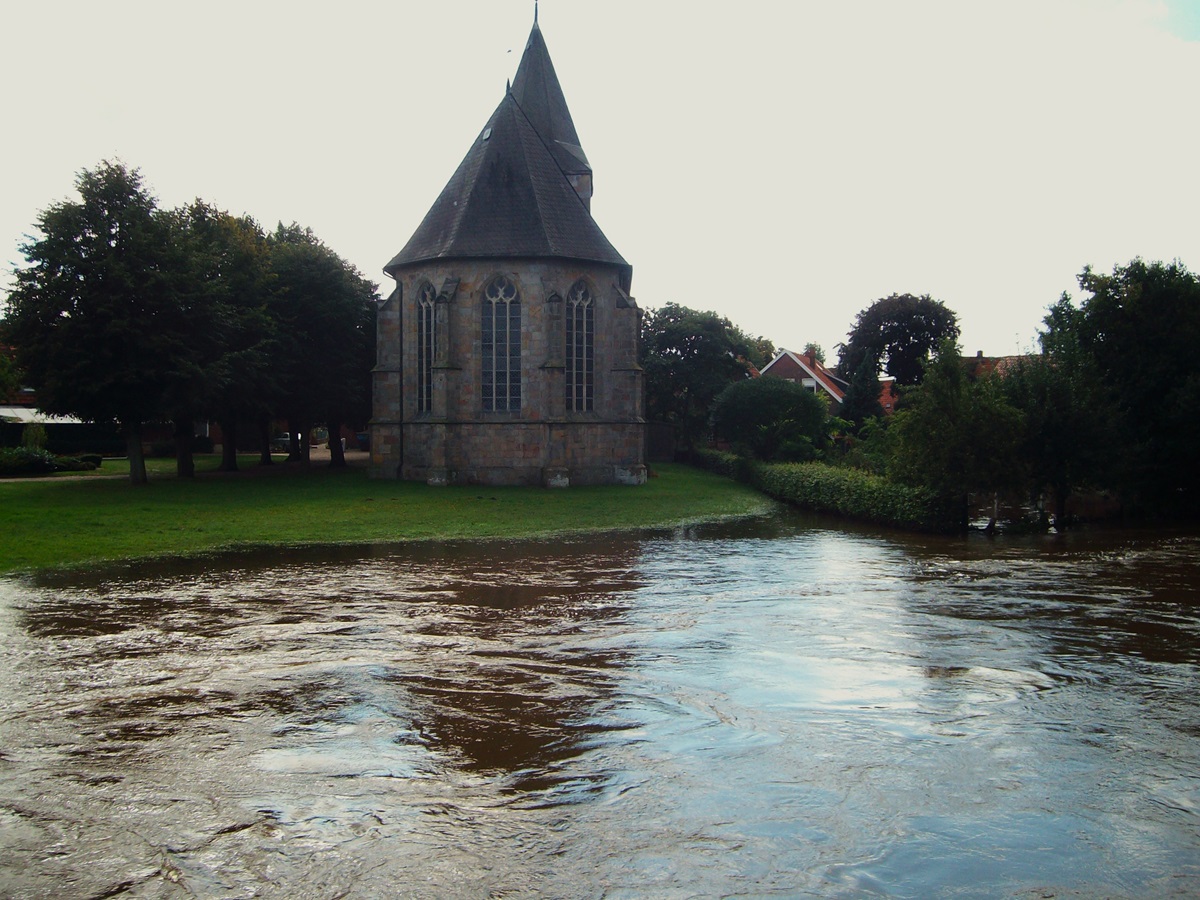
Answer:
top-left (4, 161), bottom-right (185, 483)
top-left (802, 342), bottom-right (825, 365)
top-left (732, 329), bottom-right (776, 371)
top-left (837, 293), bottom-right (960, 386)
top-left (267, 224), bottom-right (379, 468)
top-left (1044, 259), bottom-right (1200, 514)
top-left (999, 319), bottom-right (1107, 525)
top-left (180, 203), bottom-right (277, 473)
top-left (0, 339), bottom-right (21, 400)
top-left (838, 350), bottom-right (884, 426)
top-left (889, 340), bottom-right (1024, 528)
top-left (640, 303), bottom-right (765, 454)
top-left (711, 376), bottom-right (828, 462)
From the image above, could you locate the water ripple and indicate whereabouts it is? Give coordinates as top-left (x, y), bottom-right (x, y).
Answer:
top-left (1, 526), bottom-right (1197, 897)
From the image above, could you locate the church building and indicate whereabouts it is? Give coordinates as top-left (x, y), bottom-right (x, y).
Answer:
top-left (370, 15), bottom-right (645, 487)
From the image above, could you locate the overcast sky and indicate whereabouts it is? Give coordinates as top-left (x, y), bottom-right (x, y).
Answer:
top-left (2, 0), bottom-right (1198, 361)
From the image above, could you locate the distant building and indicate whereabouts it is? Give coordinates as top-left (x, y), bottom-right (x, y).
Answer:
top-left (965, 350), bottom-right (1028, 378)
top-left (760, 349), bottom-right (850, 412)
top-left (370, 15), bottom-right (644, 487)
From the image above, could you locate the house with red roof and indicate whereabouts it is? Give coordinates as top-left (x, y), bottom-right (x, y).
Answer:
top-left (760, 349), bottom-right (850, 411)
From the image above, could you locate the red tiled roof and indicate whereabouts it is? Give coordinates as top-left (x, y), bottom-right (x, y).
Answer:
top-left (966, 352), bottom-right (1031, 377)
top-left (760, 350), bottom-right (848, 403)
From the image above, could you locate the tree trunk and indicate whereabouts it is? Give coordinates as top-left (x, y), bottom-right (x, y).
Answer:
top-left (295, 420), bottom-right (312, 466)
top-left (173, 416), bottom-right (195, 478)
top-left (219, 420), bottom-right (239, 472)
top-left (257, 420), bottom-right (273, 466)
top-left (328, 419), bottom-right (347, 468)
top-left (124, 421), bottom-right (148, 485)
top-left (287, 424), bottom-right (303, 463)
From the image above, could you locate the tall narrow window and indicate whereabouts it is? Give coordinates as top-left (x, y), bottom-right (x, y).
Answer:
top-left (416, 281), bottom-right (436, 413)
top-left (482, 275), bottom-right (521, 411)
top-left (565, 280), bottom-right (594, 412)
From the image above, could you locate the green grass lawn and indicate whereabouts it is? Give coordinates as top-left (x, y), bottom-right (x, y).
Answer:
top-left (0, 460), bottom-right (774, 575)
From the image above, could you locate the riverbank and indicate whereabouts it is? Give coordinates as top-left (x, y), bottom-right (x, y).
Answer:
top-left (0, 460), bottom-right (774, 575)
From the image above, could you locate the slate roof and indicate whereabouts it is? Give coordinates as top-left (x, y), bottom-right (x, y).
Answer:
top-left (510, 20), bottom-right (591, 179)
top-left (385, 24), bottom-right (628, 281)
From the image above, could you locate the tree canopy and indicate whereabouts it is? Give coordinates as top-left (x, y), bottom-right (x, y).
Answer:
top-left (888, 339), bottom-right (1024, 527)
top-left (3, 161), bottom-right (380, 481)
top-left (641, 303), bottom-right (772, 453)
top-left (837, 293), bottom-right (960, 386)
top-left (4, 161), bottom-right (183, 482)
top-left (1041, 259), bottom-right (1200, 513)
top-left (0, 343), bottom-right (20, 400)
top-left (267, 224), bottom-right (378, 467)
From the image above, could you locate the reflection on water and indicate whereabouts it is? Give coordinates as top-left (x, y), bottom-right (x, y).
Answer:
top-left (1, 520), bottom-right (1198, 897)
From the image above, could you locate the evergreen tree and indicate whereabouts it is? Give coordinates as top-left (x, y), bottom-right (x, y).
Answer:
top-left (838, 351), bottom-right (884, 426)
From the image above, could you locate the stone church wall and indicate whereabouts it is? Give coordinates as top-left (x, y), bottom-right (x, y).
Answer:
top-left (370, 259), bottom-right (645, 486)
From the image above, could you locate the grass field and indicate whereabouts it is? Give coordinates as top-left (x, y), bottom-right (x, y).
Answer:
top-left (0, 459), bottom-right (775, 575)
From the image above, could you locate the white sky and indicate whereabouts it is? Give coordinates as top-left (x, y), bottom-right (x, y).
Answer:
top-left (2, 0), bottom-right (1198, 362)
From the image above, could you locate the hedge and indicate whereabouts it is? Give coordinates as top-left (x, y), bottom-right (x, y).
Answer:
top-left (0, 447), bottom-right (97, 477)
top-left (692, 448), bottom-right (958, 532)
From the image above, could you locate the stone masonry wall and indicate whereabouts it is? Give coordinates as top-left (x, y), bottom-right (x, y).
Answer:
top-left (369, 259), bottom-right (645, 486)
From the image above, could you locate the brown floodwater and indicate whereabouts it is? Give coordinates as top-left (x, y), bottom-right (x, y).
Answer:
top-left (0, 516), bottom-right (1198, 898)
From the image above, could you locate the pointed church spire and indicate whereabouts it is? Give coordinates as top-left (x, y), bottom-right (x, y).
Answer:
top-left (510, 16), bottom-right (593, 209)
top-left (534, 0), bottom-right (538, 25)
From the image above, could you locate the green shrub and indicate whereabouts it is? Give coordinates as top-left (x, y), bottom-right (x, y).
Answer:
top-left (692, 447), bottom-right (958, 532)
top-left (0, 447), bottom-right (99, 477)
top-left (710, 377), bottom-right (827, 462)
top-left (53, 456), bottom-right (97, 472)
top-left (0, 447), bottom-right (58, 477)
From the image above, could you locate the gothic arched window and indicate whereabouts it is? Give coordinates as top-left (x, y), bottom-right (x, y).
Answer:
top-left (565, 280), bottom-right (594, 412)
top-left (416, 281), bottom-right (436, 414)
top-left (482, 275), bottom-right (521, 411)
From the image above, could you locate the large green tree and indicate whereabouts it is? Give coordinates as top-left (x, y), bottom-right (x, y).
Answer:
top-left (837, 293), bottom-right (960, 386)
top-left (267, 224), bottom-right (379, 468)
top-left (889, 340), bottom-right (1024, 528)
top-left (1043, 259), bottom-right (1200, 513)
top-left (181, 204), bottom-right (278, 473)
top-left (641, 303), bottom-right (770, 454)
top-left (4, 161), bottom-right (185, 483)
top-left (999, 321), bottom-right (1107, 525)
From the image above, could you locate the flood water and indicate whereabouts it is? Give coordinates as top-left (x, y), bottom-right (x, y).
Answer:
top-left (1, 515), bottom-right (1198, 898)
